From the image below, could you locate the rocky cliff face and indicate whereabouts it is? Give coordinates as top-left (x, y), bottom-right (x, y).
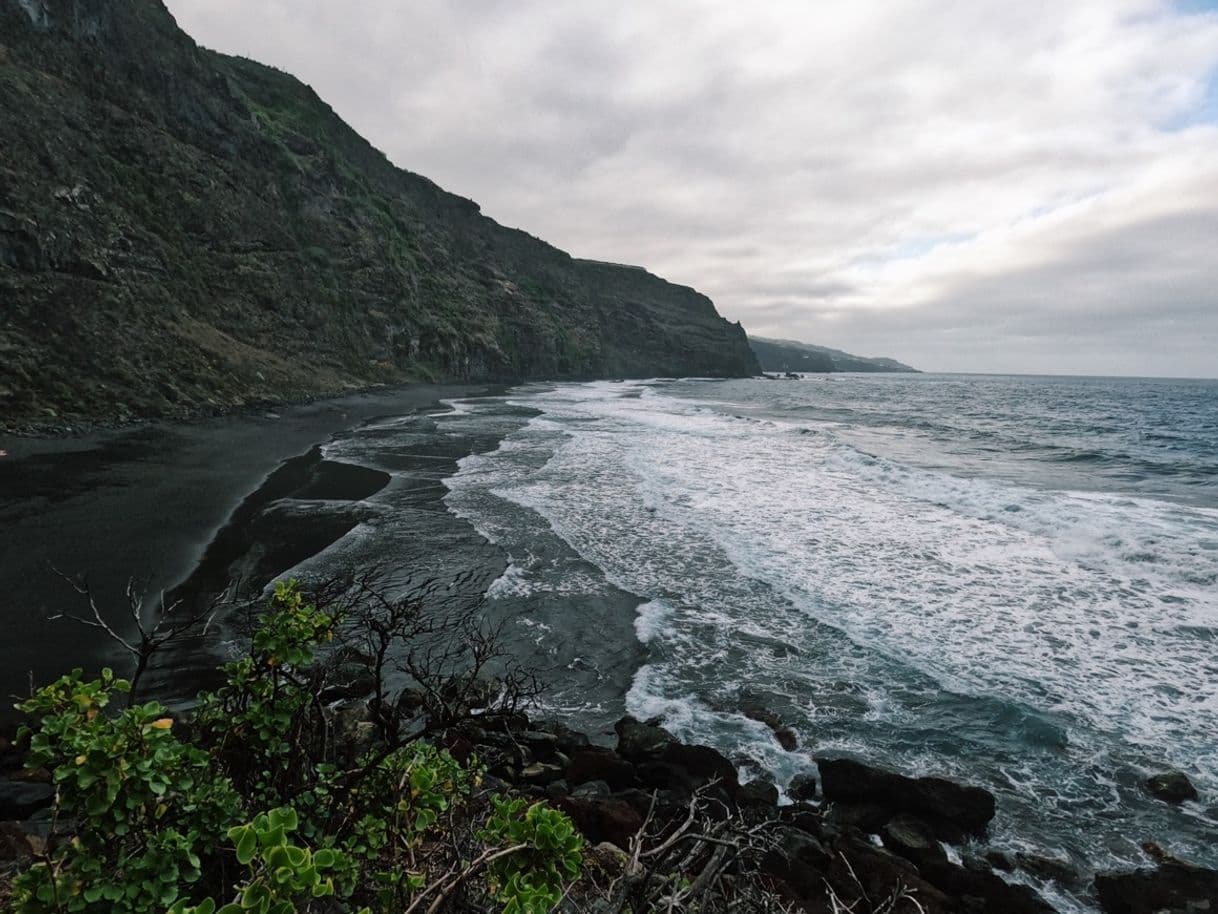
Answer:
top-left (750, 337), bottom-right (917, 373)
top-left (0, 0), bottom-right (757, 424)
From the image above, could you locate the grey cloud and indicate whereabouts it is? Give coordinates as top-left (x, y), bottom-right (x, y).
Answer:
top-left (166, 0), bottom-right (1218, 377)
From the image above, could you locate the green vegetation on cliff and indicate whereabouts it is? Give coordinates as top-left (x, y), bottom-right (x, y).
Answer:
top-left (0, 0), bottom-right (757, 425)
top-left (749, 336), bottom-right (917, 374)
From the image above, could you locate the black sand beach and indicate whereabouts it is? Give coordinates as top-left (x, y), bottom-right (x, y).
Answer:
top-left (0, 384), bottom-right (493, 721)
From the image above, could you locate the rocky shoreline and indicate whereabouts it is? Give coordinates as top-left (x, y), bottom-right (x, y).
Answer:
top-left (3, 690), bottom-right (1212, 914)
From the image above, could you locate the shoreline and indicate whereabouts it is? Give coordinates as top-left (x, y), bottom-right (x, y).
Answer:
top-left (0, 382), bottom-right (500, 723)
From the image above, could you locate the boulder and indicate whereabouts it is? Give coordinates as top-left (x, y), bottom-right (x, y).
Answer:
top-left (816, 756), bottom-right (995, 838)
top-left (1016, 851), bottom-right (1080, 887)
top-left (634, 759), bottom-right (702, 795)
top-left (919, 860), bottom-right (1058, 913)
top-left (558, 796), bottom-right (644, 850)
top-left (742, 705), bottom-right (798, 751)
top-left (614, 715), bottom-right (676, 758)
top-left (571, 780), bottom-right (611, 800)
top-left (585, 841), bottom-right (630, 879)
top-left (738, 779), bottom-right (779, 808)
top-left (882, 814), bottom-right (947, 868)
top-left (742, 705), bottom-right (784, 730)
top-left (0, 780), bottom-right (54, 819)
top-left (518, 730), bottom-right (560, 752)
top-left (788, 773), bottom-right (818, 801)
top-left (519, 762), bottom-right (564, 785)
top-left (566, 748), bottom-right (635, 790)
top-left (779, 802), bottom-right (823, 836)
top-left (538, 721), bottom-right (591, 755)
top-left (761, 826), bottom-right (832, 898)
top-left (318, 663), bottom-right (377, 703)
top-left (823, 801), bottom-right (893, 834)
top-left (1095, 862), bottom-right (1218, 914)
top-left (823, 839), bottom-right (954, 914)
top-left (1143, 770), bottom-right (1198, 804)
top-left (662, 743), bottom-right (739, 795)
top-left (0, 821), bottom-right (37, 863)
top-left (985, 850), bottom-right (1015, 872)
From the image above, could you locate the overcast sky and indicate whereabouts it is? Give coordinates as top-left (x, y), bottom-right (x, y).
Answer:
top-left (167, 1), bottom-right (1218, 377)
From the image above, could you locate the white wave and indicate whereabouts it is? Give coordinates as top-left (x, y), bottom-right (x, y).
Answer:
top-left (436, 377), bottom-right (1218, 905)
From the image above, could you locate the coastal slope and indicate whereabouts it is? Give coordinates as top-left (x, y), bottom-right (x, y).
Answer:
top-left (0, 0), bottom-right (758, 425)
top-left (750, 336), bottom-right (917, 373)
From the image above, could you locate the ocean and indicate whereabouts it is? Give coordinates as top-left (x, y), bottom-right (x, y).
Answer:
top-left (312, 373), bottom-right (1217, 912)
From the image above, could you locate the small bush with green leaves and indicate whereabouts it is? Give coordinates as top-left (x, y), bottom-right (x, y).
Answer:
top-left (192, 580), bottom-right (336, 804)
top-left (168, 807), bottom-right (363, 914)
top-left (9, 668), bottom-right (241, 914)
top-left (480, 797), bottom-right (584, 914)
top-left (339, 742), bottom-right (480, 908)
top-left (9, 579), bottom-right (585, 914)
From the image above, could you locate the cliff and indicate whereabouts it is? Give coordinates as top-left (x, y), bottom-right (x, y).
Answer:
top-left (0, 0), bottom-right (758, 425)
top-left (750, 336), bottom-right (917, 373)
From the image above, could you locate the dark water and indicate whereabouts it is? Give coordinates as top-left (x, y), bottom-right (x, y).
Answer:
top-left (302, 374), bottom-right (1217, 912)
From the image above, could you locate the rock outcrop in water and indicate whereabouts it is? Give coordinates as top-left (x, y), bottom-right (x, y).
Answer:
top-left (0, 0), bottom-right (758, 426)
top-left (1142, 770), bottom-right (1199, 805)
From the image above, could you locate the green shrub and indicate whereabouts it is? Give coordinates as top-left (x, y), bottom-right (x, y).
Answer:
top-left (192, 580), bottom-right (334, 804)
top-left (9, 580), bottom-right (584, 914)
top-left (168, 807), bottom-right (363, 914)
top-left (480, 797), bottom-right (583, 914)
top-left (10, 669), bottom-right (240, 914)
top-left (339, 743), bottom-right (479, 908)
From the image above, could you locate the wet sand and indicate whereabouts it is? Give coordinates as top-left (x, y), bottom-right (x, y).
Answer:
top-left (0, 384), bottom-right (492, 721)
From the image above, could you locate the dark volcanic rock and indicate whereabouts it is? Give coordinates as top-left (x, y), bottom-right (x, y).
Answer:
top-left (920, 860), bottom-right (1058, 914)
top-left (519, 762), bottom-right (564, 785)
top-left (761, 827), bottom-right (832, 899)
top-left (661, 743), bottom-right (739, 796)
top-left (788, 773), bottom-right (818, 801)
top-left (570, 780), bottom-right (611, 800)
top-left (613, 716), bottom-right (739, 797)
top-left (566, 748), bottom-right (634, 791)
top-left (824, 839), bottom-right (955, 914)
top-left (558, 797), bottom-right (643, 850)
top-left (881, 814), bottom-right (948, 868)
top-left (1095, 862), bottom-right (1218, 914)
top-left (1143, 770), bottom-right (1199, 804)
top-left (1016, 852), bottom-right (1081, 887)
top-left (738, 779), bottom-right (779, 808)
top-left (614, 715), bottom-right (676, 759)
top-left (534, 720), bottom-right (591, 756)
top-left (0, 781), bottom-right (54, 819)
top-left (985, 850), bottom-right (1016, 872)
top-left (823, 800), bottom-right (893, 834)
top-left (742, 705), bottom-right (784, 730)
top-left (742, 705), bottom-right (799, 750)
top-left (816, 756), bottom-right (996, 838)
